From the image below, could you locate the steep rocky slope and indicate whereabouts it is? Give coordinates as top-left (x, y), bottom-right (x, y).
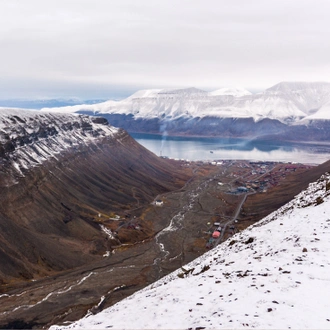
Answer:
top-left (240, 159), bottom-right (330, 224)
top-left (0, 109), bottom-right (189, 284)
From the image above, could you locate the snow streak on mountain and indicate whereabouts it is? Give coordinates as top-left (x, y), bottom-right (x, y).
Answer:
top-left (51, 172), bottom-right (330, 329)
top-left (0, 109), bottom-right (118, 183)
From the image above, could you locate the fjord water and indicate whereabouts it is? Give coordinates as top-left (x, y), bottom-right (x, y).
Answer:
top-left (131, 133), bottom-right (330, 164)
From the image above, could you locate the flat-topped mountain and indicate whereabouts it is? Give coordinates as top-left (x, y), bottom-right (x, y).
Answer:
top-left (0, 109), bottom-right (189, 284)
top-left (42, 82), bottom-right (330, 141)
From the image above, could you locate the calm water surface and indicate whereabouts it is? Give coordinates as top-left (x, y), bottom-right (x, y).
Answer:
top-left (131, 133), bottom-right (330, 164)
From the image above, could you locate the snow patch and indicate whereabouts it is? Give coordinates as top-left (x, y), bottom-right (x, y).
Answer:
top-left (209, 87), bottom-right (252, 97)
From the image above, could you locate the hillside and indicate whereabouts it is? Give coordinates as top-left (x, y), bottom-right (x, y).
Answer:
top-left (0, 109), bottom-right (189, 283)
top-left (51, 172), bottom-right (330, 329)
top-left (42, 82), bottom-right (330, 141)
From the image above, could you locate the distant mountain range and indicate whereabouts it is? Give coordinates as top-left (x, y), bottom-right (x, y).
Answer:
top-left (42, 82), bottom-right (330, 141)
top-left (0, 98), bottom-right (107, 109)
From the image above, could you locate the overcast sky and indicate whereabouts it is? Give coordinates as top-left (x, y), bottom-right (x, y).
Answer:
top-left (0, 0), bottom-right (330, 100)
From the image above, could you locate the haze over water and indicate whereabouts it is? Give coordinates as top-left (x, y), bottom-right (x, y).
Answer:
top-left (131, 133), bottom-right (330, 165)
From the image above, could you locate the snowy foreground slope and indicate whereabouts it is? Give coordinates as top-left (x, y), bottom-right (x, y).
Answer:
top-left (52, 173), bottom-right (330, 329)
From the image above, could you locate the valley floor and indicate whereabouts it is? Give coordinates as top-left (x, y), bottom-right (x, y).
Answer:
top-left (52, 172), bottom-right (330, 330)
top-left (0, 159), bottom-right (317, 328)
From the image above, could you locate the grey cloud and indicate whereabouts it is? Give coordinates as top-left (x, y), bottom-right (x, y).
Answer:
top-left (0, 0), bottom-right (330, 99)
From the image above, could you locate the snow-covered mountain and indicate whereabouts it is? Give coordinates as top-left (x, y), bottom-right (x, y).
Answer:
top-left (43, 82), bottom-right (330, 123)
top-left (51, 172), bottom-right (330, 330)
top-left (209, 86), bottom-right (252, 97)
top-left (41, 82), bottom-right (330, 141)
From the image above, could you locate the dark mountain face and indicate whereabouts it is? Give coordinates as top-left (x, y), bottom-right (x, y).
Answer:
top-left (78, 111), bottom-right (330, 142)
top-left (77, 112), bottom-right (286, 138)
top-left (0, 110), bottom-right (189, 284)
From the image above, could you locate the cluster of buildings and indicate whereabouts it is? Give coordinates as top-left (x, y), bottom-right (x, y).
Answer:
top-left (228, 161), bottom-right (310, 194)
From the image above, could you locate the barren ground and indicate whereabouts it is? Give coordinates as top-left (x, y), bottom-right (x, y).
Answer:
top-left (0, 159), bottom-right (321, 329)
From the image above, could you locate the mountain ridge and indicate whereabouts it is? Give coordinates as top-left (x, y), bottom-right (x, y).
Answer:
top-left (0, 109), bottom-right (119, 181)
top-left (0, 109), bottom-right (189, 283)
top-left (41, 82), bottom-right (330, 141)
top-left (42, 81), bottom-right (330, 122)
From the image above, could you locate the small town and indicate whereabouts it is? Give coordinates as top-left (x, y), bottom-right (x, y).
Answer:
top-left (97, 159), bottom-right (312, 252)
